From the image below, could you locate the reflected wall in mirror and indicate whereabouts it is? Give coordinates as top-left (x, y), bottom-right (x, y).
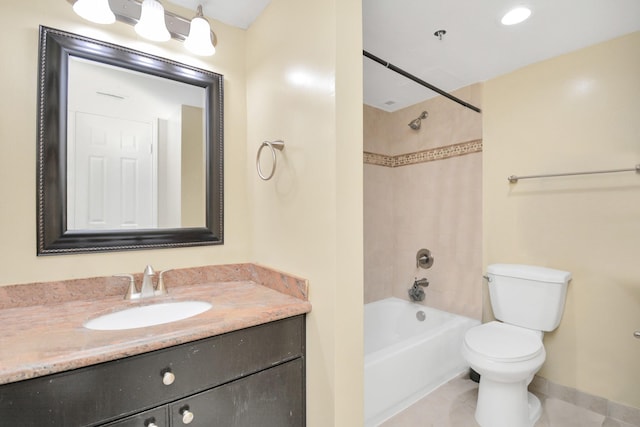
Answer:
top-left (37, 26), bottom-right (224, 254)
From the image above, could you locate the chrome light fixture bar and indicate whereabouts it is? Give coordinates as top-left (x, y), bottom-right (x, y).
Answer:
top-left (67, 0), bottom-right (217, 54)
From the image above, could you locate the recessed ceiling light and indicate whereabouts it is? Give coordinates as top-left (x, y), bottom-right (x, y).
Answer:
top-left (501, 7), bottom-right (531, 25)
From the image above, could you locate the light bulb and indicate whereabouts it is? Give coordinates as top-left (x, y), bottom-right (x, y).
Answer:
top-left (73, 0), bottom-right (116, 25)
top-left (185, 14), bottom-right (216, 56)
top-left (135, 0), bottom-right (171, 42)
top-left (501, 7), bottom-right (532, 26)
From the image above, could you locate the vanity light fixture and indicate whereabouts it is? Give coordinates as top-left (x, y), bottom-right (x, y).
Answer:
top-left (72, 0), bottom-right (116, 24)
top-left (68, 0), bottom-right (217, 55)
top-left (184, 5), bottom-right (216, 56)
top-left (501, 6), bottom-right (532, 25)
top-left (135, 0), bottom-right (171, 42)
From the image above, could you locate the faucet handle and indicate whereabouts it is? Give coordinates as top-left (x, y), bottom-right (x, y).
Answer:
top-left (155, 269), bottom-right (173, 296)
top-left (114, 274), bottom-right (137, 300)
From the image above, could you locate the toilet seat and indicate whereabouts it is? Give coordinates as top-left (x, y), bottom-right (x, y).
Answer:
top-left (464, 321), bottom-right (543, 362)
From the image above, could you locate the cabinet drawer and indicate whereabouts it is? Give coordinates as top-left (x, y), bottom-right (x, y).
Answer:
top-left (0, 316), bottom-right (304, 426)
top-left (170, 358), bottom-right (304, 427)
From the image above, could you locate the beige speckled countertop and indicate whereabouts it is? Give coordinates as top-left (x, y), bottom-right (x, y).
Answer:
top-left (0, 263), bottom-right (311, 385)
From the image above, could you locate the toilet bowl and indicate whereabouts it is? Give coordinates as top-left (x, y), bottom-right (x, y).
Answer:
top-left (462, 321), bottom-right (546, 427)
top-left (462, 264), bottom-right (571, 427)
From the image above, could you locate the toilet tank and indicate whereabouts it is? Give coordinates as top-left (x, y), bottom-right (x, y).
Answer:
top-left (487, 264), bottom-right (572, 332)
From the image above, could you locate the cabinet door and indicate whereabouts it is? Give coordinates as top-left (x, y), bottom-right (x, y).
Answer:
top-left (101, 407), bottom-right (167, 427)
top-left (170, 358), bottom-right (304, 427)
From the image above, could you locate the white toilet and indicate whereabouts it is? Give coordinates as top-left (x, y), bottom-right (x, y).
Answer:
top-left (462, 264), bottom-right (571, 427)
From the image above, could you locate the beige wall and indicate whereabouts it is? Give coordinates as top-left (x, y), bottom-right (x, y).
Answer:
top-left (0, 0), bottom-right (250, 284)
top-left (386, 85), bottom-right (483, 156)
top-left (364, 85), bottom-right (483, 319)
top-left (363, 158), bottom-right (395, 302)
top-left (246, 0), bottom-right (363, 426)
top-left (391, 154), bottom-right (482, 319)
top-left (1, 1), bottom-right (364, 425)
top-left (483, 31), bottom-right (640, 409)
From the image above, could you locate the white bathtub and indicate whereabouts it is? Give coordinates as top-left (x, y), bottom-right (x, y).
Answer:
top-left (364, 297), bottom-right (480, 426)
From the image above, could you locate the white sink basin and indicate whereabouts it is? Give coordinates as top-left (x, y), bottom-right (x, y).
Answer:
top-left (84, 301), bottom-right (212, 331)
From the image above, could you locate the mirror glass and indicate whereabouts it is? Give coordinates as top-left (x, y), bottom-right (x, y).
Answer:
top-left (37, 26), bottom-right (224, 254)
top-left (67, 57), bottom-right (206, 230)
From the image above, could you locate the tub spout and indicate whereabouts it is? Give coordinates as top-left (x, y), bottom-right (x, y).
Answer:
top-left (414, 277), bottom-right (429, 287)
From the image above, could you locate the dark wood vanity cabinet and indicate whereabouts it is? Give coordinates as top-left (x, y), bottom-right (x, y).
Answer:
top-left (0, 316), bottom-right (305, 427)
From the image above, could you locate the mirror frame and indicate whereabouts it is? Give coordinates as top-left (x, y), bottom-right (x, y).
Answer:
top-left (37, 26), bottom-right (224, 255)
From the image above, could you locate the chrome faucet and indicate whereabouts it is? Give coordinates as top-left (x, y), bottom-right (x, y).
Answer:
top-left (408, 277), bottom-right (429, 302)
top-left (115, 265), bottom-right (170, 300)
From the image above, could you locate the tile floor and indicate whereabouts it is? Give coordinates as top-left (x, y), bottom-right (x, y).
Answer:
top-left (380, 376), bottom-right (637, 427)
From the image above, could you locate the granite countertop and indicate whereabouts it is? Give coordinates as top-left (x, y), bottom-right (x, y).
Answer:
top-left (0, 264), bottom-right (311, 385)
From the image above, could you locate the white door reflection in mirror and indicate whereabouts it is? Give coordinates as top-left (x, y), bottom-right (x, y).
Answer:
top-left (67, 56), bottom-right (206, 231)
top-left (69, 113), bottom-right (156, 230)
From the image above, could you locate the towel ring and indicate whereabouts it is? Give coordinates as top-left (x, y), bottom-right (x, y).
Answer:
top-left (256, 140), bottom-right (285, 180)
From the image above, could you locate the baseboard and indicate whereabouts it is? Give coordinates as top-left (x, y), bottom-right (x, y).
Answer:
top-left (529, 375), bottom-right (640, 425)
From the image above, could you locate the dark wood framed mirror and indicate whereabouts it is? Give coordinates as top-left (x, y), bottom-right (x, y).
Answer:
top-left (37, 26), bottom-right (223, 254)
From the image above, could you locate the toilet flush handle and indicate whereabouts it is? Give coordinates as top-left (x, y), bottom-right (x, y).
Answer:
top-left (634, 331), bottom-right (640, 339)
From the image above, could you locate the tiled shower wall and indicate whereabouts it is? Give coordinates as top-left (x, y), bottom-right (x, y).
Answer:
top-left (363, 84), bottom-right (483, 319)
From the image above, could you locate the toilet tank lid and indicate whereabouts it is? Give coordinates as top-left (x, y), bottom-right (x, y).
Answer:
top-left (487, 264), bottom-right (572, 284)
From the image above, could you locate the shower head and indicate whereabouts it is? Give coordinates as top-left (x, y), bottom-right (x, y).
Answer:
top-left (408, 111), bottom-right (428, 130)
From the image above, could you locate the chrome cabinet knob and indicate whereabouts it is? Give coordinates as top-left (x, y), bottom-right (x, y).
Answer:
top-left (162, 371), bottom-right (175, 385)
top-left (147, 423), bottom-right (158, 427)
top-left (180, 408), bottom-right (194, 424)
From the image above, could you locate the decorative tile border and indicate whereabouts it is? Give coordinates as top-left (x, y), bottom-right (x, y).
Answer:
top-left (364, 139), bottom-right (482, 168)
top-left (363, 151), bottom-right (394, 167)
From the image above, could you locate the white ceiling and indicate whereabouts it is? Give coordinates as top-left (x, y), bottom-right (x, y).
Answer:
top-left (166, 0), bottom-right (271, 30)
top-left (364, 0), bottom-right (640, 112)
top-left (168, 0), bottom-right (640, 113)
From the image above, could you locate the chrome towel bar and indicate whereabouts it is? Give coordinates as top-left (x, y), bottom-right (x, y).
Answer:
top-left (508, 164), bottom-right (640, 183)
top-left (256, 140), bottom-right (285, 181)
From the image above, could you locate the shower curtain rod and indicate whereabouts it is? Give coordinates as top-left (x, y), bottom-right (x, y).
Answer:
top-left (363, 50), bottom-right (482, 114)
